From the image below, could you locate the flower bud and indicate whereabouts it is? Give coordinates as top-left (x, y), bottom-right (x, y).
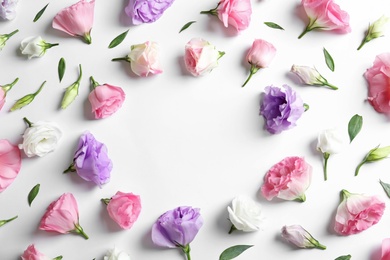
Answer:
top-left (61, 64), bottom-right (82, 109)
top-left (0, 29), bottom-right (18, 50)
top-left (291, 65), bottom-right (338, 90)
top-left (20, 36), bottom-right (58, 59)
top-left (355, 145), bottom-right (390, 176)
top-left (281, 225), bottom-right (326, 249)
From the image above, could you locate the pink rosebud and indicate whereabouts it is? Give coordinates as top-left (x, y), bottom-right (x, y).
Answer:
top-left (281, 225), bottom-right (326, 249)
top-left (39, 193), bottom-right (89, 239)
top-left (299, 0), bottom-right (351, 39)
top-left (0, 139), bottom-right (21, 193)
top-left (382, 238), bottom-right (390, 260)
top-left (52, 0), bottom-right (95, 44)
top-left (334, 189), bottom-right (385, 235)
top-left (88, 77), bottom-right (125, 119)
top-left (102, 191), bottom-right (142, 229)
top-left (184, 38), bottom-right (225, 77)
top-left (21, 244), bottom-right (62, 260)
top-left (364, 53), bottom-right (390, 116)
top-left (0, 78), bottom-right (19, 111)
top-left (261, 156), bottom-right (312, 202)
top-left (242, 39), bottom-right (276, 87)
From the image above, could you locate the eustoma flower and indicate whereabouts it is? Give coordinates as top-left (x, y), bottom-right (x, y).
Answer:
top-left (39, 193), bottom-right (89, 239)
top-left (0, 29), bottom-right (18, 51)
top-left (125, 0), bottom-right (175, 25)
top-left (19, 117), bottom-right (62, 157)
top-left (20, 36), bottom-right (59, 59)
top-left (112, 41), bottom-right (163, 77)
top-left (281, 225), bottom-right (326, 249)
top-left (201, 0), bottom-right (252, 32)
top-left (334, 189), bottom-right (385, 235)
top-left (101, 191), bottom-right (141, 229)
top-left (290, 65), bottom-right (338, 90)
top-left (89, 76), bottom-right (125, 119)
top-left (151, 206), bottom-right (203, 260)
top-left (259, 84), bottom-right (306, 134)
top-left (104, 247), bottom-right (131, 260)
top-left (382, 238), bottom-right (390, 260)
top-left (261, 157), bottom-right (312, 202)
top-left (242, 39), bottom-right (276, 87)
top-left (358, 16), bottom-right (389, 50)
top-left (52, 0), bottom-right (95, 44)
top-left (184, 38), bottom-right (225, 76)
top-left (21, 244), bottom-right (63, 260)
top-left (299, 0), bottom-right (351, 39)
top-left (0, 77), bottom-right (18, 111)
top-left (0, 139), bottom-right (21, 192)
top-left (364, 53), bottom-right (390, 116)
top-left (0, 0), bottom-right (18, 20)
top-left (227, 195), bottom-right (265, 233)
top-left (64, 131), bottom-right (112, 187)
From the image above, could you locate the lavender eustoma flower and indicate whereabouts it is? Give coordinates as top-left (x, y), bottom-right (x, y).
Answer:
top-left (64, 131), bottom-right (112, 187)
top-left (151, 206), bottom-right (203, 260)
top-left (260, 84), bottom-right (305, 134)
top-left (0, 0), bottom-right (18, 20)
top-left (125, 0), bottom-right (175, 25)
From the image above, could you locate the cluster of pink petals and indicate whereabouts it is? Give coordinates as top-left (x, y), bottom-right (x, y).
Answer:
top-left (0, 139), bottom-right (21, 193)
top-left (217, 0), bottom-right (252, 32)
top-left (382, 238), bottom-right (390, 260)
top-left (106, 191), bottom-right (142, 229)
top-left (88, 84), bottom-right (126, 119)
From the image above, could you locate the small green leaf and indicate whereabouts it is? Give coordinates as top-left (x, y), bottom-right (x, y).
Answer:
top-left (380, 180), bottom-right (390, 198)
top-left (335, 255), bottom-right (351, 260)
top-left (348, 114), bottom-right (363, 143)
top-left (323, 47), bottom-right (335, 72)
top-left (179, 21), bottom-right (196, 33)
top-left (58, 57), bottom-right (66, 82)
top-left (33, 3), bottom-right (49, 22)
top-left (219, 245), bottom-right (253, 260)
top-left (108, 29), bottom-right (129, 49)
top-left (28, 184), bottom-right (40, 206)
top-left (264, 22), bottom-right (284, 30)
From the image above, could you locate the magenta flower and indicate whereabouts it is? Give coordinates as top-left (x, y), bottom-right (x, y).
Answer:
top-left (334, 189), bottom-right (385, 235)
top-left (261, 156), bottom-right (312, 202)
top-left (0, 139), bottom-right (21, 193)
top-left (52, 0), bottom-right (95, 44)
top-left (125, 0), bottom-right (175, 25)
top-left (39, 193), bottom-right (88, 239)
top-left (64, 131), bottom-right (112, 187)
top-left (21, 244), bottom-right (63, 260)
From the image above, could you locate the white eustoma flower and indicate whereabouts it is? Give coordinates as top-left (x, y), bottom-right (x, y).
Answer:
top-left (103, 247), bottom-right (131, 260)
top-left (281, 225), bottom-right (326, 249)
top-left (0, 0), bottom-right (19, 20)
top-left (290, 65), bottom-right (338, 90)
top-left (227, 195), bottom-right (265, 233)
top-left (20, 36), bottom-right (59, 59)
top-left (19, 120), bottom-right (62, 157)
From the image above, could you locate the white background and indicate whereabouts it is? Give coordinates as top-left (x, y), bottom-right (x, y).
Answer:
top-left (1, 0), bottom-right (390, 259)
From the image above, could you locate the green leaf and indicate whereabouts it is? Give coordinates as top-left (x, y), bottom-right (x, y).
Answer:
top-left (335, 255), bottom-right (351, 260)
top-left (28, 184), bottom-right (40, 206)
top-left (380, 180), bottom-right (390, 198)
top-left (108, 29), bottom-right (129, 49)
top-left (323, 47), bottom-right (335, 72)
top-left (33, 3), bottom-right (49, 22)
top-left (264, 22), bottom-right (284, 30)
top-left (348, 114), bottom-right (363, 143)
top-left (219, 245), bottom-right (253, 260)
top-left (58, 57), bottom-right (66, 82)
top-left (179, 21), bottom-right (196, 33)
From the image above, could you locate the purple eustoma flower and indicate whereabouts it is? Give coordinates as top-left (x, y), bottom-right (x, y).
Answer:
top-left (125, 0), bottom-right (175, 25)
top-left (260, 84), bottom-right (305, 134)
top-left (64, 131), bottom-right (112, 187)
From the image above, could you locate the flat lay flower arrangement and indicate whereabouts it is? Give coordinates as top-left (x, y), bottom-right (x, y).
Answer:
top-left (1, 0), bottom-right (390, 259)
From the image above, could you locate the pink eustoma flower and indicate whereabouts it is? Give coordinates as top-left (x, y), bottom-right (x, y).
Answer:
top-left (88, 77), bottom-right (125, 119)
top-left (242, 39), bottom-right (276, 87)
top-left (39, 193), bottom-right (89, 239)
top-left (334, 189), bottom-right (385, 235)
top-left (21, 244), bottom-right (62, 260)
top-left (261, 157), bottom-right (312, 202)
top-left (364, 53), bottom-right (390, 116)
top-left (52, 0), bottom-right (95, 44)
top-left (0, 139), bottom-right (21, 193)
top-left (0, 78), bottom-right (19, 111)
top-left (102, 191), bottom-right (142, 229)
top-left (382, 238), bottom-right (390, 260)
top-left (299, 0), bottom-right (351, 39)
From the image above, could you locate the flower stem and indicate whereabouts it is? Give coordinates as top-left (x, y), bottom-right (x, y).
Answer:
top-left (355, 160), bottom-right (366, 176)
top-left (357, 36), bottom-right (368, 50)
top-left (6, 29), bottom-right (19, 38)
top-left (2, 77), bottom-right (19, 92)
top-left (323, 153), bottom-right (330, 181)
top-left (303, 103), bottom-right (309, 111)
top-left (298, 19), bottom-right (321, 39)
top-left (111, 57), bottom-right (130, 62)
top-left (242, 65), bottom-right (259, 87)
top-left (200, 5), bottom-right (218, 16)
top-left (295, 194), bottom-right (306, 202)
top-left (323, 82), bottom-right (338, 90)
top-left (315, 243), bottom-right (327, 250)
top-left (45, 43), bottom-right (59, 49)
top-left (181, 244), bottom-right (191, 260)
top-left (76, 64), bottom-right (83, 83)
top-left (23, 117), bottom-right (33, 127)
top-left (228, 224), bottom-right (237, 234)
top-left (90, 76), bottom-right (100, 89)
top-left (101, 198), bottom-right (111, 205)
top-left (83, 31), bottom-right (92, 44)
top-left (32, 81), bottom-right (46, 97)
top-left (73, 223), bottom-right (89, 239)
top-left (53, 256), bottom-right (63, 260)
top-left (63, 163), bottom-right (75, 173)
top-left (0, 215), bottom-right (18, 227)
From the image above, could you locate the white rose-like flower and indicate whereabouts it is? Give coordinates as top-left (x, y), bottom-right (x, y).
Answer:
top-left (20, 36), bottom-right (59, 59)
top-left (19, 120), bottom-right (62, 157)
top-left (104, 247), bottom-right (131, 260)
top-left (227, 195), bottom-right (265, 233)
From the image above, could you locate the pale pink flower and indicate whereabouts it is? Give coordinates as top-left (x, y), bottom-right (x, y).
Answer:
top-left (334, 189), bottom-right (385, 235)
top-left (102, 191), bottom-right (142, 229)
top-left (0, 139), bottom-right (21, 193)
top-left (261, 157), bottom-right (312, 202)
top-left (21, 244), bottom-right (62, 260)
top-left (52, 0), bottom-right (95, 44)
top-left (88, 76), bottom-right (125, 119)
top-left (242, 39), bottom-right (276, 87)
top-left (281, 225), bottom-right (326, 249)
top-left (184, 38), bottom-right (225, 76)
top-left (0, 78), bottom-right (18, 111)
top-left (364, 53), bottom-right (390, 116)
top-left (39, 193), bottom-right (89, 239)
top-left (299, 0), bottom-right (351, 39)
top-left (382, 238), bottom-right (390, 260)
